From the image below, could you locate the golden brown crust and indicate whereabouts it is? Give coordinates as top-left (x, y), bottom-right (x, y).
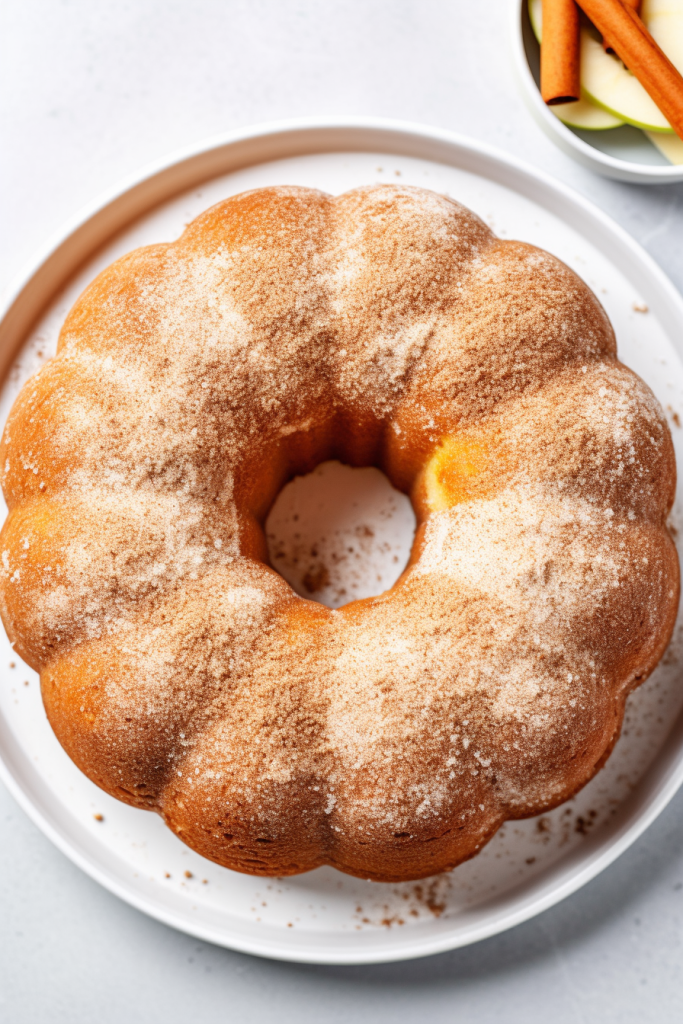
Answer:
top-left (0, 184), bottom-right (678, 882)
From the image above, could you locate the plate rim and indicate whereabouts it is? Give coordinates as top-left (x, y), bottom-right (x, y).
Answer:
top-left (1, 116), bottom-right (683, 964)
top-left (509, 0), bottom-right (683, 184)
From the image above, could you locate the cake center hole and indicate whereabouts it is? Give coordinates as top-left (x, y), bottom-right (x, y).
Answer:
top-left (265, 460), bottom-right (417, 609)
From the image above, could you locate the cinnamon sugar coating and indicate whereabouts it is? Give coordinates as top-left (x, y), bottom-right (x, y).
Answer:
top-left (0, 184), bottom-right (678, 882)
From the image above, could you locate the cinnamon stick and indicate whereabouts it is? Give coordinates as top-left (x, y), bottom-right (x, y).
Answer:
top-left (603, 0), bottom-right (641, 52)
top-left (541, 0), bottom-right (581, 105)
top-left (577, 0), bottom-right (683, 139)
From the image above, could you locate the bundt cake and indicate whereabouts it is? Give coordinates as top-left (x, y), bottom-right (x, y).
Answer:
top-left (0, 184), bottom-right (678, 882)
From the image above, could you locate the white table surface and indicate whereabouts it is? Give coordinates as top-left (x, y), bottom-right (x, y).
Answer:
top-left (2, 2), bottom-right (683, 1020)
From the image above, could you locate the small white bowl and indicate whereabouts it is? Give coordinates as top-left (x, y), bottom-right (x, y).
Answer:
top-left (510, 0), bottom-right (683, 183)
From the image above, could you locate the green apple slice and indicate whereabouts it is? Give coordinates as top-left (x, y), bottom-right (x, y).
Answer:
top-left (528, 0), bottom-right (624, 129)
top-left (581, 31), bottom-right (673, 131)
top-left (578, 0), bottom-right (683, 132)
top-left (529, 0), bottom-right (542, 40)
top-left (645, 130), bottom-right (683, 162)
top-left (552, 96), bottom-right (625, 129)
top-left (644, 0), bottom-right (683, 80)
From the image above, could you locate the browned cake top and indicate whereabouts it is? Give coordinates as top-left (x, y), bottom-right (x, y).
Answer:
top-left (0, 184), bottom-right (677, 881)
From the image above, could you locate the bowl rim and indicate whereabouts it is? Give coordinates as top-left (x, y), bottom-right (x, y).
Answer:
top-left (510, 0), bottom-right (683, 183)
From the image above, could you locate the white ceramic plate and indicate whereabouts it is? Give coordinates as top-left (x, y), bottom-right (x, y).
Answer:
top-left (2, 119), bottom-right (683, 965)
top-left (510, 0), bottom-right (683, 183)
